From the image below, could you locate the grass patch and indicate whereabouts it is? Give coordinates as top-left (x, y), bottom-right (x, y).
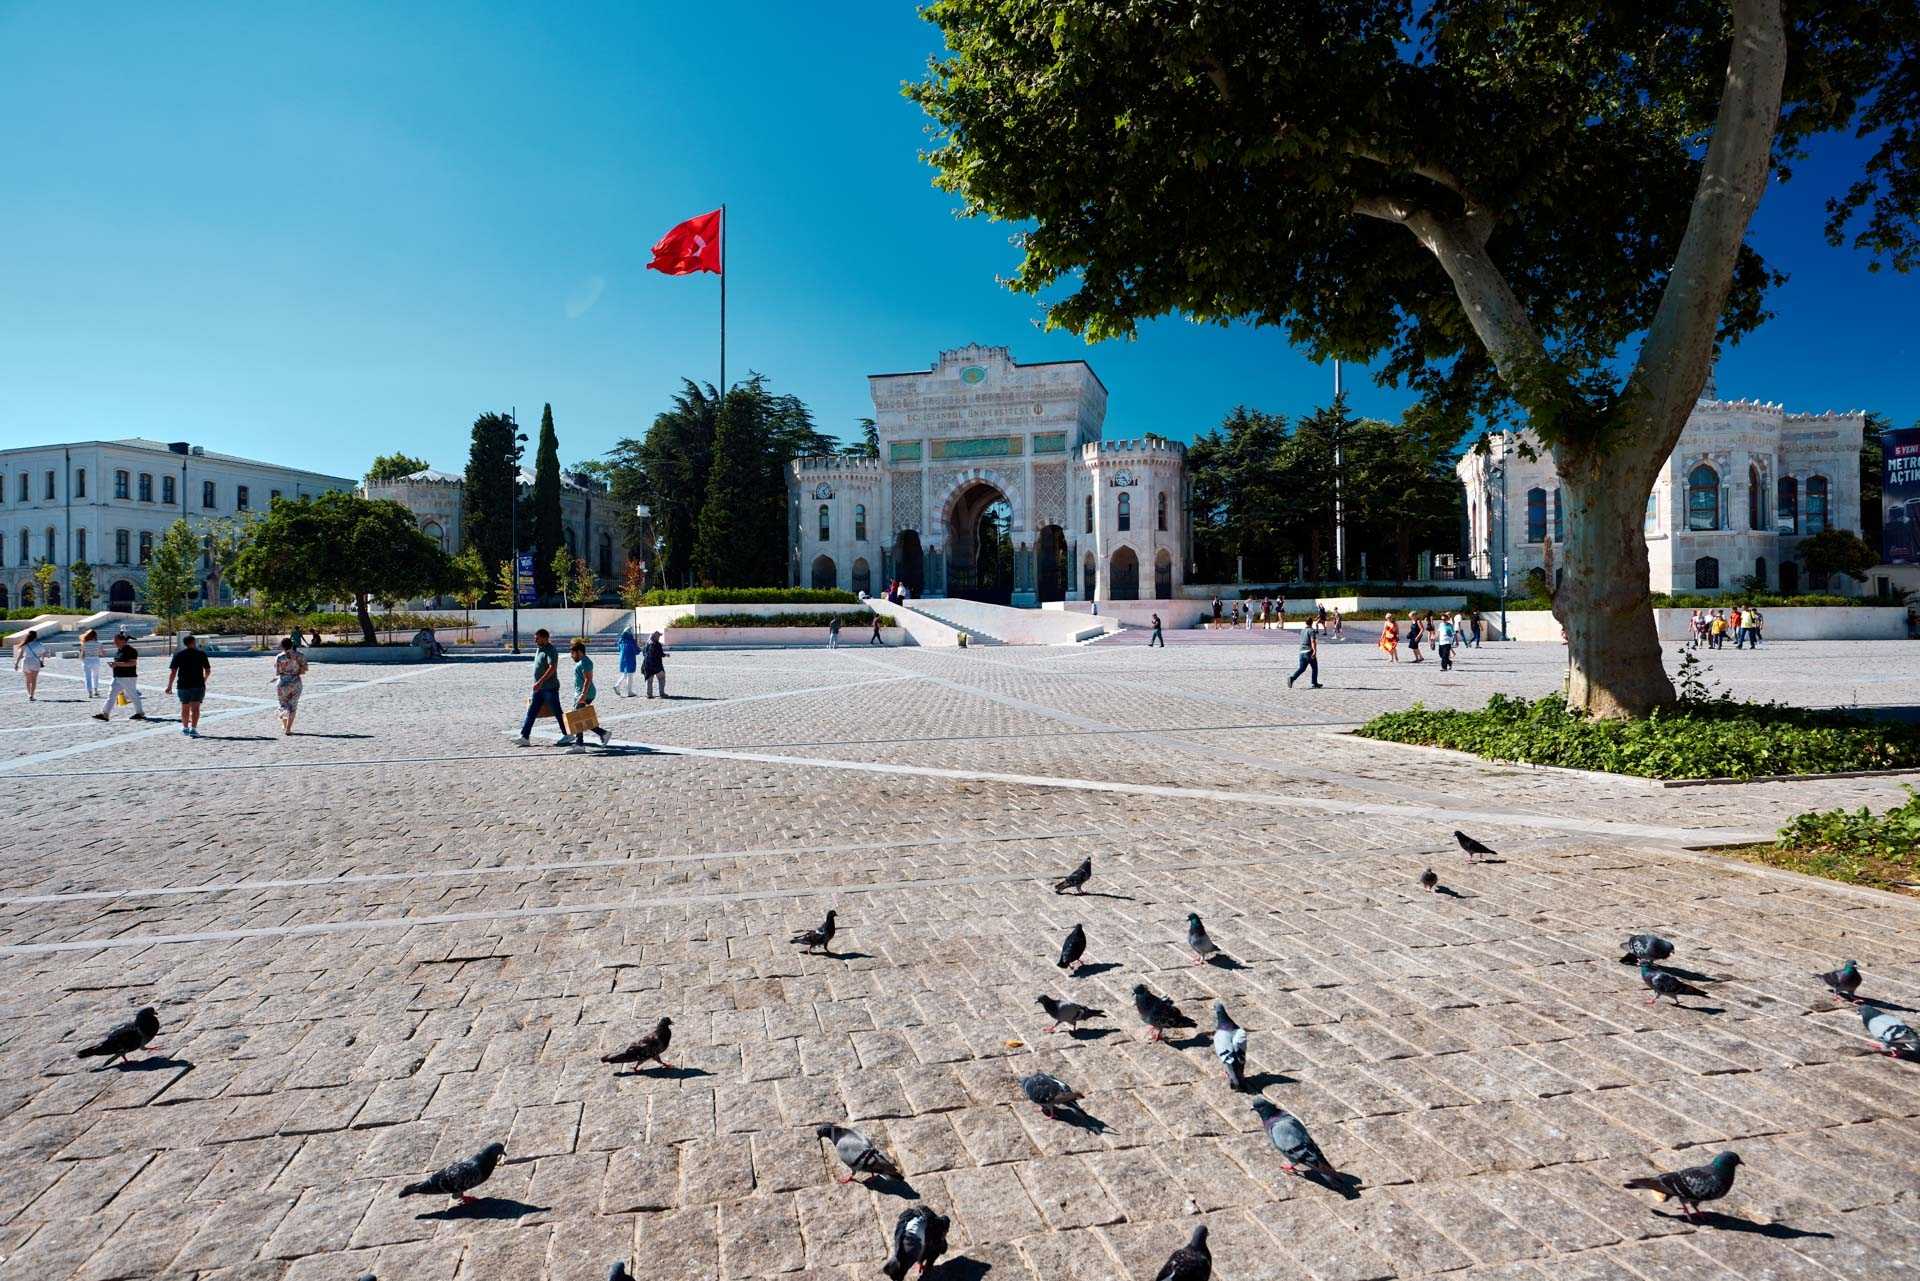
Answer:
top-left (1718, 790), bottom-right (1920, 895)
top-left (668, 611), bottom-right (894, 629)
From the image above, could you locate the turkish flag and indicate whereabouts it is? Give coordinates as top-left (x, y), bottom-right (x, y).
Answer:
top-left (647, 208), bottom-right (722, 275)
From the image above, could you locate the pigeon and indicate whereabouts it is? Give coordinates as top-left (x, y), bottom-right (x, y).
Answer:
top-left (1186, 913), bottom-right (1223, 965)
top-left (816, 1123), bottom-right (899, 1185)
top-left (602, 1016), bottom-right (672, 1071)
top-left (791, 909), bottom-right (837, 954)
top-left (1212, 1002), bottom-right (1248, 1091)
top-left (1054, 857), bottom-right (1092, 895)
top-left (607, 1264), bottom-right (632, 1281)
top-left (1862, 1006), bottom-right (1920, 1057)
top-left (76, 1006), bottom-right (161, 1066)
top-left (1640, 961), bottom-right (1705, 1006)
top-left (1419, 868), bottom-right (1438, 893)
top-left (1454, 830), bottom-right (1496, 863)
top-left (1019, 1071), bottom-right (1083, 1118)
top-left (1152, 1223), bottom-right (1211, 1281)
top-left (398, 1142), bottom-right (505, 1203)
top-left (1132, 984), bottom-right (1194, 1042)
top-left (1037, 994), bottom-right (1103, 1034)
top-left (1057, 923), bottom-right (1087, 973)
top-left (1620, 933), bottom-right (1675, 964)
top-left (883, 1204), bottom-right (950, 1279)
top-left (1817, 960), bottom-right (1862, 1002)
top-left (1623, 1151), bottom-right (1741, 1221)
top-left (1251, 1098), bottom-right (1338, 1179)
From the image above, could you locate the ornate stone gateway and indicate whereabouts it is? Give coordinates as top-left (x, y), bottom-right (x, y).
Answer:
top-left (789, 345), bottom-right (1189, 603)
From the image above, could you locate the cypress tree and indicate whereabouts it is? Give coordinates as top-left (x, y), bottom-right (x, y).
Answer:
top-left (692, 392), bottom-right (767, 586)
top-left (531, 404), bottom-right (564, 599)
top-left (463, 413), bottom-right (520, 575)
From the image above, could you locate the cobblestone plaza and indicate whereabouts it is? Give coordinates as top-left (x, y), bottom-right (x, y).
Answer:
top-left (4, 636), bottom-right (1919, 1280)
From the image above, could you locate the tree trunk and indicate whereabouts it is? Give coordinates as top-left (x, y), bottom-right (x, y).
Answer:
top-left (355, 592), bottom-right (377, 646)
top-left (1553, 447), bottom-right (1674, 718)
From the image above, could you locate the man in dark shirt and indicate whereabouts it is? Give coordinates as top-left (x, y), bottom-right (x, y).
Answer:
top-left (516, 628), bottom-right (568, 746)
top-left (93, 628), bottom-right (148, 721)
top-left (166, 632), bottom-right (212, 738)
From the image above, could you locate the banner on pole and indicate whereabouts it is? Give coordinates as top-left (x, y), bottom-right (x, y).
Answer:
top-left (1884, 426), bottom-right (1920, 565)
top-left (515, 551), bottom-right (537, 605)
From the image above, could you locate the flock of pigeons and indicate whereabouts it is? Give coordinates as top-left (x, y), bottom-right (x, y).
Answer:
top-left (71, 829), bottom-right (1917, 1280)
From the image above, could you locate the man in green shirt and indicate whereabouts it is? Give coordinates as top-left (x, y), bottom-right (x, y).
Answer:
top-left (516, 628), bottom-right (568, 746)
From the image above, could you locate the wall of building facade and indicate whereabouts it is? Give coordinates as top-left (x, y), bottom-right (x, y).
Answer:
top-left (366, 469), bottom-right (631, 584)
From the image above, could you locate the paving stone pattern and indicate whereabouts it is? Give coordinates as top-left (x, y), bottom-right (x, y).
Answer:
top-left (3, 639), bottom-right (1919, 1279)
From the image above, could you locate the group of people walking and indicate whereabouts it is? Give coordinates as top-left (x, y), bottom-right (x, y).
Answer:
top-left (1207, 596), bottom-right (1343, 634)
top-left (517, 626), bottom-right (670, 751)
top-left (9, 625), bottom-right (311, 736)
top-left (1378, 610), bottom-right (1479, 670)
top-left (1688, 606), bottom-right (1764, 649)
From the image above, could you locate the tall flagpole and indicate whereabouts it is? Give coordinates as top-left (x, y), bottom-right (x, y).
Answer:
top-left (718, 203), bottom-right (727, 401)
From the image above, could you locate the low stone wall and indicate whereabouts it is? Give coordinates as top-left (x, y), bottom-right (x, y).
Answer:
top-left (1052, 600), bottom-right (1207, 630)
top-left (1485, 606), bottom-right (1910, 642)
top-left (660, 626), bottom-right (911, 649)
top-left (632, 602), bottom-right (878, 635)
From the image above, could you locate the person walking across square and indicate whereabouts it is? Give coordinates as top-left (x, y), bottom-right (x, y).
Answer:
top-left (11, 628), bottom-right (46, 701)
top-left (869, 613), bottom-right (885, 645)
top-left (614, 626), bottom-right (639, 697)
top-left (1149, 612), bottom-right (1164, 647)
top-left (1288, 619), bottom-right (1321, 688)
top-left (1437, 614), bottom-right (1457, 671)
top-left (562, 638), bottom-right (611, 751)
top-left (273, 637), bottom-right (307, 735)
top-left (165, 633), bottom-right (211, 737)
top-left (1379, 613), bottom-right (1399, 662)
top-left (80, 627), bottom-right (102, 696)
top-left (828, 616), bottom-right (841, 650)
top-left (93, 629), bottom-right (146, 721)
top-left (516, 628), bottom-right (568, 746)
top-left (641, 630), bottom-right (668, 699)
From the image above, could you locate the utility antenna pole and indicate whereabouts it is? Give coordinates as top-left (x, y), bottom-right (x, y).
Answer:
top-left (1333, 359), bottom-right (1347, 582)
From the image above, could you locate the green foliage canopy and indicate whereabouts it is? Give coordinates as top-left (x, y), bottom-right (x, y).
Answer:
top-left (230, 492), bottom-right (452, 645)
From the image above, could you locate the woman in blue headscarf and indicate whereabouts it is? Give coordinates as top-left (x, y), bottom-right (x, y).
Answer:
top-left (614, 626), bottom-right (640, 697)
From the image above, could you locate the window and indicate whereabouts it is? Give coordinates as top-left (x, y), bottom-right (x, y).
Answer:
top-left (1117, 492), bottom-right (1131, 531)
top-left (75, 469), bottom-right (86, 498)
top-left (1809, 564), bottom-right (1831, 591)
top-left (115, 530), bottom-right (129, 564)
top-left (15, 529), bottom-right (25, 564)
top-left (1805, 476), bottom-right (1829, 534)
top-left (1747, 463), bottom-right (1765, 530)
top-left (237, 485), bottom-right (250, 511)
top-left (16, 473), bottom-right (26, 501)
top-left (1552, 487), bottom-right (1563, 542)
top-left (44, 526), bottom-right (55, 561)
top-left (1754, 557), bottom-right (1767, 588)
top-left (270, 489), bottom-right (281, 501)
top-left (1686, 465), bottom-right (1719, 531)
top-left (1694, 555), bottom-right (1719, 589)
top-left (1525, 487), bottom-right (1547, 542)
top-left (1084, 493), bottom-right (1094, 533)
top-left (44, 470), bottom-right (55, 500)
top-left (138, 531), bottom-right (153, 565)
top-left (114, 470), bottom-right (129, 499)
top-left (818, 503), bottom-right (830, 541)
top-left (854, 503), bottom-right (867, 542)
top-left (202, 480), bottom-right (217, 509)
top-left (599, 532), bottom-right (612, 577)
top-left (76, 529), bottom-right (87, 562)
top-left (162, 475), bottom-right (176, 504)
top-left (1157, 492), bottom-right (1168, 531)
top-left (1644, 492), bottom-right (1659, 536)
top-left (137, 473), bottom-right (153, 503)
top-left (1776, 476), bottom-right (1798, 534)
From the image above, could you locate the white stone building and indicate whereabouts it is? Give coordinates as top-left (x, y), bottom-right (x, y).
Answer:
top-left (0, 438), bottom-right (353, 612)
top-left (366, 467), bottom-right (630, 583)
top-left (1458, 394), bottom-right (1867, 595)
top-left (787, 345), bottom-right (1189, 603)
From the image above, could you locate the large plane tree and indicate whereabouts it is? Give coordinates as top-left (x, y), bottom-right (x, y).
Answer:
top-left (911, 0), bottom-right (1918, 717)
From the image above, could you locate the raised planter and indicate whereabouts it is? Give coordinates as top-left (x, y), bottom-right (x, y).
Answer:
top-left (660, 626), bottom-right (912, 649)
top-left (303, 644), bottom-right (431, 664)
top-left (1487, 606), bottom-right (1909, 642)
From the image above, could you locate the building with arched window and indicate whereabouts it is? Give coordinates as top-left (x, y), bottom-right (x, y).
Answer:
top-left (788, 345), bottom-right (1189, 603)
top-left (1458, 390), bottom-right (1866, 595)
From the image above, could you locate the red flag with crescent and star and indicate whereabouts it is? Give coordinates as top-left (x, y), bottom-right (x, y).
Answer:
top-left (647, 209), bottom-right (723, 275)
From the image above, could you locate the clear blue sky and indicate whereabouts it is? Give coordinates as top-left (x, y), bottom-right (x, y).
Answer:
top-left (3, 1), bottom-right (1915, 480)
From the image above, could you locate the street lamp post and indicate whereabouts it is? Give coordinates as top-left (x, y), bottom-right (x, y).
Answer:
top-left (1489, 451), bottom-right (1510, 642)
top-left (508, 418), bottom-right (528, 654)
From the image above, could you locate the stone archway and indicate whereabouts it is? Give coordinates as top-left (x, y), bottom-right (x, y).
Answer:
top-left (894, 530), bottom-right (924, 596)
top-left (944, 479), bottom-right (1016, 604)
top-left (1082, 552), bottom-right (1096, 600)
top-left (851, 557), bottom-right (872, 596)
top-left (110, 579), bottom-right (136, 610)
top-left (1110, 546), bottom-right (1140, 600)
top-left (1036, 525), bottom-right (1067, 603)
top-left (811, 554), bottom-right (837, 590)
top-left (1154, 547), bottom-right (1173, 599)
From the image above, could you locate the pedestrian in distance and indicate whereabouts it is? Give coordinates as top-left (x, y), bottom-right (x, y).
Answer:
top-left (93, 629), bottom-right (147, 721)
top-left (516, 628), bottom-right (568, 747)
top-left (1148, 612), bottom-right (1164, 647)
top-left (641, 630), bottom-right (668, 699)
top-left (1749, 606), bottom-right (1764, 646)
top-left (869, 612), bottom-right (885, 645)
top-left (828, 616), bottom-right (842, 650)
top-left (289, 624), bottom-right (306, 651)
top-left (1379, 613), bottom-right (1399, 663)
top-left (165, 632), bottom-right (211, 738)
top-left (11, 628), bottom-right (46, 701)
top-left (273, 637), bottom-right (308, 735)
top-left (1331, 606), bottom-right (1344, 639)
top-left (1437, 613), bottom-right (1456, 671)
top-left (562, 638), bottom-right (612, 751)
top-left (79, 627), bottom-right (101, 696)
top-left (1243, 599), bottom-right (1254, 631)
top-left (614, 626), bottom-right (639, 697)
top-left (1406, 612), bottom-right (1425, 662)
top-left (1288, 619), bottom-right (1321, 688)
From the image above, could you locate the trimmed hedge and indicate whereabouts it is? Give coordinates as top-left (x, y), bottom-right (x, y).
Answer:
top-left (667, 611), bottom-right (895, 629)
top-left (1356, 692), bottom-right (1920, 781)
top-left (1723, 789), bottom-right (1920, 894)
top-left (641, 588), bottom-right (860, 606)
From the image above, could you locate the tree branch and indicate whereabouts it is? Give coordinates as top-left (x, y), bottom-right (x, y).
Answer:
top-left (1352, 194), bottom-right (1412, 223)
top-left (1624, 0), bottom-right (1787, 438)
top-left (1402, 210), bottom-right (1554, 410)
top-left (1347, 144), bottom-right (1495, 244)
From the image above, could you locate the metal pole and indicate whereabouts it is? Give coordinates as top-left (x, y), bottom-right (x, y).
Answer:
top-left (510, 408), bottom-right (520, 655)
top-left (718, 203), bottom-right (727, 400)
top-left (1333, 358), bottom-right (1346, 584)
top-left (1497, 450), bottom-right (1509, 641)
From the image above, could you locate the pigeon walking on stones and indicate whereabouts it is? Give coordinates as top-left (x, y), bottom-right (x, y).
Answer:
top-left (76, 1006), bottom-right (162, 1067)
top-left (602, 1016), bottom-right (672, 1071)
top-left (883, 1204), bottom-right (950, 1279)
top-left (1152, 1224), bottom-right (1211, 1281)
top-left (1037, 994), bottom-right (1103, 1034)
top-left (1418, 869), bottom-right (1438, 893)
top-left (1133, 984), bottom-right (1194, 1042)
top-left (1054, 858), bottom-right (1092, 895)
top-left (1624, 1151), bottom-right (1741, 1221)
top-left (1212, 1002), bottom-right (1248, 1091)
top-left (1186, 913), bottom-right (1223, 966)
top-left (1620, 934), bottom-right (1675, 965)
top-left (1640, 962), bottom-right (1705, 1006)
top-left (1019, 1071), bottom-right (1083, 1118)
top-left (816, 1123), bottom-right (899, 1185)
top-left (1251, 1099), bottom-right (1338, 1179)
top-left (398, 1142), bottom-right (505, 1204)
top-left (1818, 960), bottom-right (1863, 1002)
top-left (791, 910), bottom-right (837, 954)
top-left (1454, 830), bottom-right (1496, 863)
top-left (1057, 923), bottom-right (1087, 974)
top-left (1862, 1006), bottom-right (1920, 1057)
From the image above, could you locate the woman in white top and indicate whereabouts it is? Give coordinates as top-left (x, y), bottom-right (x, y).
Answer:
top-left (12, 628), bottom-right (46, 701)
top-left (79, 627), bottom-right (102, 696)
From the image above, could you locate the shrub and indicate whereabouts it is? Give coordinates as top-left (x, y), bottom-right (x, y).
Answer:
top-left (1732, 789), bottom-right (1920, 893)
top-left (1356, 691), bottom-right (1920, 781)
top-left (641, 587), bottom-right (860, 606)
top-left (667, 611), bottom-right (895, 628)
